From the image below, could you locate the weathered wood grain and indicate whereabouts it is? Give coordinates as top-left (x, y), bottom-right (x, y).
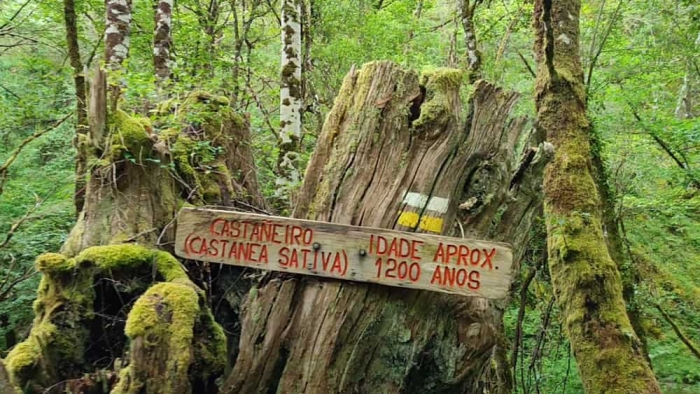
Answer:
top-left (175, 207), bottom-right (514, 299)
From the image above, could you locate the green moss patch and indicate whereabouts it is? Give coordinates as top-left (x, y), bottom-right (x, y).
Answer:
top-left (5, 244), bottom-right (225, 392)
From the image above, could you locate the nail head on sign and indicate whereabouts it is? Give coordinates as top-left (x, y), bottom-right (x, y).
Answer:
top-left (359, 249), bottom-right (367, 257)
top-left (313, 242), bottom-right (321, 251)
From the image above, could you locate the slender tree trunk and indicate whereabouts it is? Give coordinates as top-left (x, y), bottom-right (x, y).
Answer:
top-left (64, 16), bottom-right (87, 220)
top-left (105, 0), bottom-right (132, 70)
top-left (223, 61), bottom-right (548, 394)
top-left (675, 31), bottom-right (697, 122)
top-left (458, 0), bottom-right (481, 82)
top-left (153, 0), bottom-right (174, 84)
top-left (533, 0), bottom-right (661, 392)
top-left (277, 0), bottom-right (303, 198)
top-left (105, 0), bottom-right (132, 108)
top-left (63, 0), bottom-right (88, 216)
top-left (590, 124), bottom-right (652, 364)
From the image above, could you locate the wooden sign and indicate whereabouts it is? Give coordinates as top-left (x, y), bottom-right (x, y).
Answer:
top-left (174, 207), bottom-right (514, 299)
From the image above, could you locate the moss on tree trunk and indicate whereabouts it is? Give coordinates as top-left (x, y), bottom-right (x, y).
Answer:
top-left (224, 61), bottom-right (549, 393)
top-left (533, 0), bottom-right (661, 392)
top-left (3, 72), bottom-right (264, 393)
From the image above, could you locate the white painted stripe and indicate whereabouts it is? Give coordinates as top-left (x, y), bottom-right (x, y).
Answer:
top-left (402, 192), bottom-right (428, 209)
top-left (426, 196), bottom-right (449, 214)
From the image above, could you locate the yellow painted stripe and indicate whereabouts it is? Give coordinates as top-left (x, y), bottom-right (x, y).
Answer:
top-left (419, 216), bottom-right (444, 233)
top-left (397, 211), bottom-right (419, 228)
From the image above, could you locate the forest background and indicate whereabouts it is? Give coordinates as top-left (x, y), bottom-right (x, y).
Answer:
top-left (0, 0), bottom-right (698, 392)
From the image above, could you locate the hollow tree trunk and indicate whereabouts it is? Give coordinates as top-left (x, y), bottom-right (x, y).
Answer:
top-left (533, 0), bottom-right (661, 392)
top-left (4, 70), bottom-right (265, 393)
top-left (223, 61), bottom-right (548, 394)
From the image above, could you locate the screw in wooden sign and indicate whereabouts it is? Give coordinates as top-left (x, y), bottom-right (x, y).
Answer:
top-left (174, 207), bottom-right (514, 299)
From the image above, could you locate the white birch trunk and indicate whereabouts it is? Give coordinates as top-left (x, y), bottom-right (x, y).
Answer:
top-left (277, 0), bottom-right (303, 192)
top-left (105, 0), bottom-right (133, 70)
top-left (154, 0), bottom-right (174, 82)
top-left (459, 0), bottom-right (481, 81)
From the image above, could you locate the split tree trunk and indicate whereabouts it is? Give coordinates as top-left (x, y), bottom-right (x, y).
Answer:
top-left (223, 61), bottom-right (549, 394)
top-left (533, 0), bottom-right (661, 392)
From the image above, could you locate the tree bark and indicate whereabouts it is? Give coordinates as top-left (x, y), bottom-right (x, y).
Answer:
top-left (63, 0), bottom-right (88, 215)
top-left (105, 0), bottom-right (132, 70)
top-left (277, 0), bottom-right (303, 197)
top-left (533, 0), bottom-right (661, 392)
top-left (458, 0), bottom-right (481, 82)
top-left (0, 360), bottom-right (18, 394)
top-left (105, 0), bottom-right (132, 108)
top-left (223, 61), bottom-right (547, 394)
top-left (153, 0), bottom-right (173, 83)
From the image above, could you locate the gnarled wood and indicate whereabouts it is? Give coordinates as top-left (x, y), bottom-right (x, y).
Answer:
top-left (224, 61), bottom-right (546, 393)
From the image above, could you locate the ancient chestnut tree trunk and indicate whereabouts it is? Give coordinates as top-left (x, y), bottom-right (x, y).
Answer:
top-left (223, 61), bottom-right (549, 393)
top-left (534, 0), bottom-right (661, 392)
top-left (277, 0), bottom-right (303, 194)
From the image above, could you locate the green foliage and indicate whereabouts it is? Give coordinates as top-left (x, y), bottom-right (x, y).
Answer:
top-left (1, 0), bottom-right (699, 391)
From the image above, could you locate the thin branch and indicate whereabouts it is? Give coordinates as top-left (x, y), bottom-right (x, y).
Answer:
top-left (0, 255), bottom-right (37, 302)
top-left (517, 49), bottom-right (536, 78)
top-left (511, 265), bottom-right (536, 385)
top-left (585, 0), bottom-right (625, 93)
top-left (656, 304), bottom-right (700, 361)
top-left (0, 83), bottom-right (21, 100)
top-left (0, 0), bottom-right (33, 32)
top-left (0, 179), bottom-right (65, 250)
top-left (0, 113), bottom-right (73, 196)
top-left (85, 27), bottom-right (106, 69)
top-left (626, 103), bottom-right (691, 172)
